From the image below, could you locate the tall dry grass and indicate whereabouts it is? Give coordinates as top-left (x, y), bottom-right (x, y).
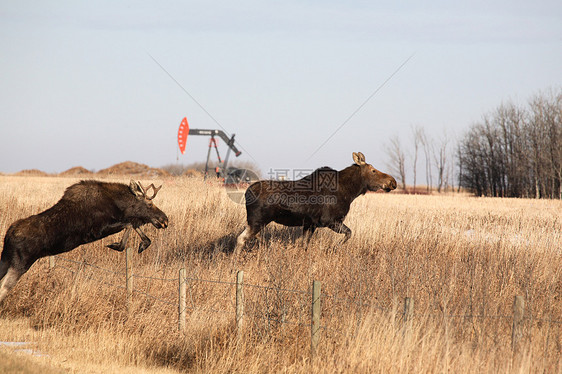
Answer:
top-left (0, 175), bottom-right (561, 373)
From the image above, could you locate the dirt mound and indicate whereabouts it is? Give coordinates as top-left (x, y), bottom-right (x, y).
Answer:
top-left (14, 169), bottom-right (50, 177)
top-left (59, 166), bottom-right (93, 176)
top-left (96, 161), bottom-right (170, 178)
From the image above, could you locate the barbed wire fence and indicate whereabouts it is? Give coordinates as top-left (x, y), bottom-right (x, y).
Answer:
top-left (46, 249), bottom-right (562, 360)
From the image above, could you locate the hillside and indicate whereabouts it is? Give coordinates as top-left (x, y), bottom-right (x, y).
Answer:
top-left (9, 162), bottom-right (171, 179)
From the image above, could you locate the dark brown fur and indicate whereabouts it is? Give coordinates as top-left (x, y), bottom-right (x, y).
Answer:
top-left (235, 152), bottom-right (396, 251)
top-left (0, 180), bottom-right (168, 303)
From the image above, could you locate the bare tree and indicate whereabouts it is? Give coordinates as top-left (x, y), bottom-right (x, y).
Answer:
top-left (456, 142), bottom-right (463, 193)
top-left (411, 125), bottom-right (423, 193)
top-left (554, 92), bottom-right (562, 199)
top-left (420, 129), bottom-right (433, 192)
top-left (529, 90), bottom-right (562, 199)
top-left (385, 135), bottom-right (407, 191)
top-left (433, 131), bottom-right (450, 193)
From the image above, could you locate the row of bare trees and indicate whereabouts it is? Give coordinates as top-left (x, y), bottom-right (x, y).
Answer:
top-left (385, 89), bottom-right (561, 199)
top-left (458, 90), bottom-right (562, 198)
top-left (385, 125), bottom-right (454, 194)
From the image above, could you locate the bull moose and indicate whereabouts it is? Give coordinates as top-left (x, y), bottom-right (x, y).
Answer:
top-left (235, 152), bottom-right (397, 252)
top-left (0, 180), bottom-right (168, 303)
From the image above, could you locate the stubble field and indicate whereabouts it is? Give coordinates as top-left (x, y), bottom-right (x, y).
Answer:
top-left (0, 175), bottom-right (561, 373)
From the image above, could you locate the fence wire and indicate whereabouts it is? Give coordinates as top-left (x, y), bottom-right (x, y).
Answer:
top-left (46, 254), bottom-right (562, 348)
top-left (132, 273), bottom-right (176, 282)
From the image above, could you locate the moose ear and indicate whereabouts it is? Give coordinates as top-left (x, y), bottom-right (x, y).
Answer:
top-left (352, 152), bottom-right (366, 165)
top-left (129, 180), bottom-right (145, 199)
top-left (357, 152), bottom-right (366, 164)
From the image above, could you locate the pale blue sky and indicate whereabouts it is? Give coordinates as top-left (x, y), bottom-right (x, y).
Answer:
top-left (1, 1), bottom-right (560, 175)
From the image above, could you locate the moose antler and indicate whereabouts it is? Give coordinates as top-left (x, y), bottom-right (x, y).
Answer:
top-left (130, 180), bottom-right (162, 200)
top-left (145, 183), bottom-right (162, 200)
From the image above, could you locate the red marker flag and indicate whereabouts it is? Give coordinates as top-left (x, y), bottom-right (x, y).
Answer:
top-left (178, 117), bottom-right (189, 154)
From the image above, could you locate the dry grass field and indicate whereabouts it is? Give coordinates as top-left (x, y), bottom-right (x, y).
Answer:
top-left (0, 175), bottom-right (561, 373)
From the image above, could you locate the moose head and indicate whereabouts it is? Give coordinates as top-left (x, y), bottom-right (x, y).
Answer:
top-left (127, 180), bottom-right (168, 230)
top-left (352, 152), bottom-right (397, 192)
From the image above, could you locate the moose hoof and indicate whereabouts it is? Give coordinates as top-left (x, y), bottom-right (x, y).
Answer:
top-left (138, 239), bottom-right (151, 254)
top-left (107, 242), bottom-right (125, 252)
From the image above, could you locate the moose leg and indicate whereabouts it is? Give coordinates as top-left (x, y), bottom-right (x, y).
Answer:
top-left (0, 266), bottom-right (25, 304)
top-left (327, 222), bottom-right (352, 243)
top-left (107, 226), bottom-right (132, 252)
top-left (302, 224), bottom-right (317, 246)
top-left (0, 260), bottom-right (8, 283)
top-left (234, 225), bottom-right (260, 255)
top-left (133, 227), bottom-right (152, 254)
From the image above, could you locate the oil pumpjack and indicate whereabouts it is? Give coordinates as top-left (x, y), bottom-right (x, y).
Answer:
top-left (187, 129), bottom-right (241, 179)
top-left (178, 117), bottom-right (257, 185)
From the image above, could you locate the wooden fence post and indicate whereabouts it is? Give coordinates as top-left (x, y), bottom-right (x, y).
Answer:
top-left (236, 271), bottom-right (244, 334)
top-left (403, 297), bottom-right (414, 323)
top-left (179, 267), bottom-right (187, 332)
top-left (126, 247), bottom-right (133, 315)
top-left (511, 295), bottom-right (524, 352)
top-left (311, 280), bottom-right (321, 359)
top-left (403, 297), bottom-right (414, 338)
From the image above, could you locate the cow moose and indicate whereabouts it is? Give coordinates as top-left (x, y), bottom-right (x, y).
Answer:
top-left (0, 180), bottom-right (168, 303)
top-left (235, 152), bottom-right (397, 252)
